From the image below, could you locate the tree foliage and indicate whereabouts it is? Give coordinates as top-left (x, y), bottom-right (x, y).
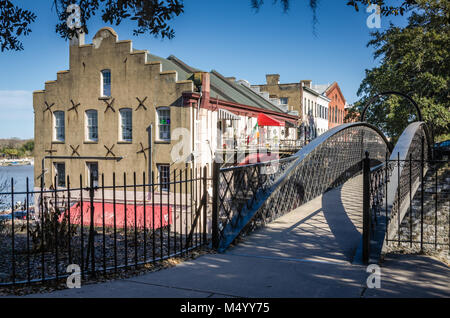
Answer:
top-left (353, 0), bottom-right (449, 141)
top-left (0, 139), bottom-right (34, 158)
top-left (346, 0), bottom-right (419, 16)
top-left (1, 0), bottom-right (421, 52)
top-left (0, 0), bottom-right (36, 51)
top-left (53, 0), bottom-right (184, 40)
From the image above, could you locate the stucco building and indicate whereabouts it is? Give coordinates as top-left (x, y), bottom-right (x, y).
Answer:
top-left (253, 75), bottom-right (330, 141)
top-left (33, 27), bottom-right (298, 190)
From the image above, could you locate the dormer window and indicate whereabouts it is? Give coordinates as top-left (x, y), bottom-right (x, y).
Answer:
top-left (101, 69), bottom-right (111, 97)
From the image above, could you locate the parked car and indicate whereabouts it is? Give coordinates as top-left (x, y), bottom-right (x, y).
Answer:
top-left (434, 140), bottom-right (450, 160)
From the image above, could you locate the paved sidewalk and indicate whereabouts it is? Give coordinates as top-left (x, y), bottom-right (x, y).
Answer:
top-left (16, 176), bottom-right (449, 298)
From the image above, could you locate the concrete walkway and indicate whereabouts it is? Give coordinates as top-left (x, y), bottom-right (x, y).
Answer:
top-left (21, 176), bottom-right (450, 298)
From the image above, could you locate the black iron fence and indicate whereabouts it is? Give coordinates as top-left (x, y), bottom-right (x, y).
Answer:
top-left (0, 167), bottom-right (211, 286)
top-left (363, 152), bottom-right (449, 263)
top-left (384, 157), bottom-right (449, 250)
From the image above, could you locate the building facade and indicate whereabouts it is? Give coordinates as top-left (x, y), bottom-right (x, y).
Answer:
top-left (253, 75), bottom-right (330, 142)
top-left (313, 82), bottom-right (346, 129)
top-left (302, 82), bottom-right (330, 140)
top-left (33, 27), bottom-right (298, 190)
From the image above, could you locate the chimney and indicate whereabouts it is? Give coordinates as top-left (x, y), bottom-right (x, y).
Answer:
top-left (266, 74), bottom-right (280, 85)
top-left (301, 80), bottom-right (312, 88)
top-left (69, 29), bottom-right (85, 47)
top-left (226, 77), bottom-right (236, 83)
top-left (200, 72), bottom-right (210, 108)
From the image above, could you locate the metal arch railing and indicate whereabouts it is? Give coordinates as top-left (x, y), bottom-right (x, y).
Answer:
top-left (384, 122), bottom-right (432, 244)
top-left (212, 122), bottom-right (392, 252)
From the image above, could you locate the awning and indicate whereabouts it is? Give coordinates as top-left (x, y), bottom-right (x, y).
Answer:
top-left (271, 114), bottom-right (297, 127)
top-left (257, 113), bottom-right (285, 127)
top-left (218, 108), bottom-right (240, 120)
top-left (284, 121), bottom-right (296, 128)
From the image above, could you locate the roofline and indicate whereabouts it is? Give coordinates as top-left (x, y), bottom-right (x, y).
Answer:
top-left (325, 82), bottom-right (346, 103)
top-left (183, 92), bottom-right (299, 121)
top-left (252, 82), bottom-right (301, 88)
top-left (210, 70), bottom-right (289, 114)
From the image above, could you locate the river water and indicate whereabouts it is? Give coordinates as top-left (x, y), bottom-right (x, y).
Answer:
top-left (0, 165), bottom-right (34, 208)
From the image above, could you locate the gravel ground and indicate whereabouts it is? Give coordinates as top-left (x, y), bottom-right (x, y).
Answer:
top-left (0, 247), bottom-right (213, 296)
top-left (0, 220), bottom-right (209, 289)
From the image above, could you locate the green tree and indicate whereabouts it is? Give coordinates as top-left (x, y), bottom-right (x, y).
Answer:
top-left (21, 140), bottom-right (34, 153)
top-left (0, 0), bottom-right (36, 51)
top-left (354, 0), bottom-right (449, 142)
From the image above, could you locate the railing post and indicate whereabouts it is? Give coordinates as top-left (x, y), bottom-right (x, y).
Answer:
top-left (420, 135), bottom-right (425, 252)
top-left (362, 151), bottom-right (371, 264)
top-left (212, 160), bottom-right (220, 250)
top-left (88, 173), bottom-right (96, 277)
top-left (202, 166), bottom-right (208, 243)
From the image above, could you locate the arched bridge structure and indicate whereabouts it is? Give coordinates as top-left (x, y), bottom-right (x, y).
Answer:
top-left (212, 122), bottom-right (394, 253)
top-left (211, 116), bottom-right (442, 264)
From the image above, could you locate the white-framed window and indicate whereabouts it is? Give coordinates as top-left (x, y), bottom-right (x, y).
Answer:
top-left (54, 162), bottom-right (66, 187)
top-left (157, 107), bottom-right (171, 141)
top-left (85, 110), bottom-right (98, 142)
top-left (157, 164), bottom-right (170, 191)
top-left (53, 111), bottom-right (65, 142)
top-left (101, 69), bottom-right (111, 97)
top-left (119, 108), bottom-right (132, 141)
top-left (280, 97), bottom-right (288, 105)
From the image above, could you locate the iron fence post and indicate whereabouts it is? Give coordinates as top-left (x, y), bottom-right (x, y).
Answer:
top-left (420, 136), bottom-right (425, 252)
top-left (88, 173), bottom-right (96, 277)
top-left (203, 166), bottom-right (208, 243)
top-left (362, 151), bottom-right (371, 264)
top-left (212, 160), bottom-right (220, 250)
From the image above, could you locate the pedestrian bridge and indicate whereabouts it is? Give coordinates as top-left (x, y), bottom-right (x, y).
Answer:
top-left (213, 120), bottom-right (440, 264)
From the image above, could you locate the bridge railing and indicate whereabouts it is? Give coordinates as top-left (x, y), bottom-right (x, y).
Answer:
top-left (212, 122), bottom-right (391, 252)
top-left (364, 121), bottom-right (449, 257)
top-left (383, 122), bottom-right (431, 244)
top-left (362, 154), bottom-right (393, 263)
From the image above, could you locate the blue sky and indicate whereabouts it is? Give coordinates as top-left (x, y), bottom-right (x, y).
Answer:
top-left (0, 0), bottom-right (409, 139)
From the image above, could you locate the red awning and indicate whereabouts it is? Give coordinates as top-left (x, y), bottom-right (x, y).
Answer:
top-left (257, 113), bottom-right (285, 127)
top-left (272, 115), bottom-right (297, 127)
